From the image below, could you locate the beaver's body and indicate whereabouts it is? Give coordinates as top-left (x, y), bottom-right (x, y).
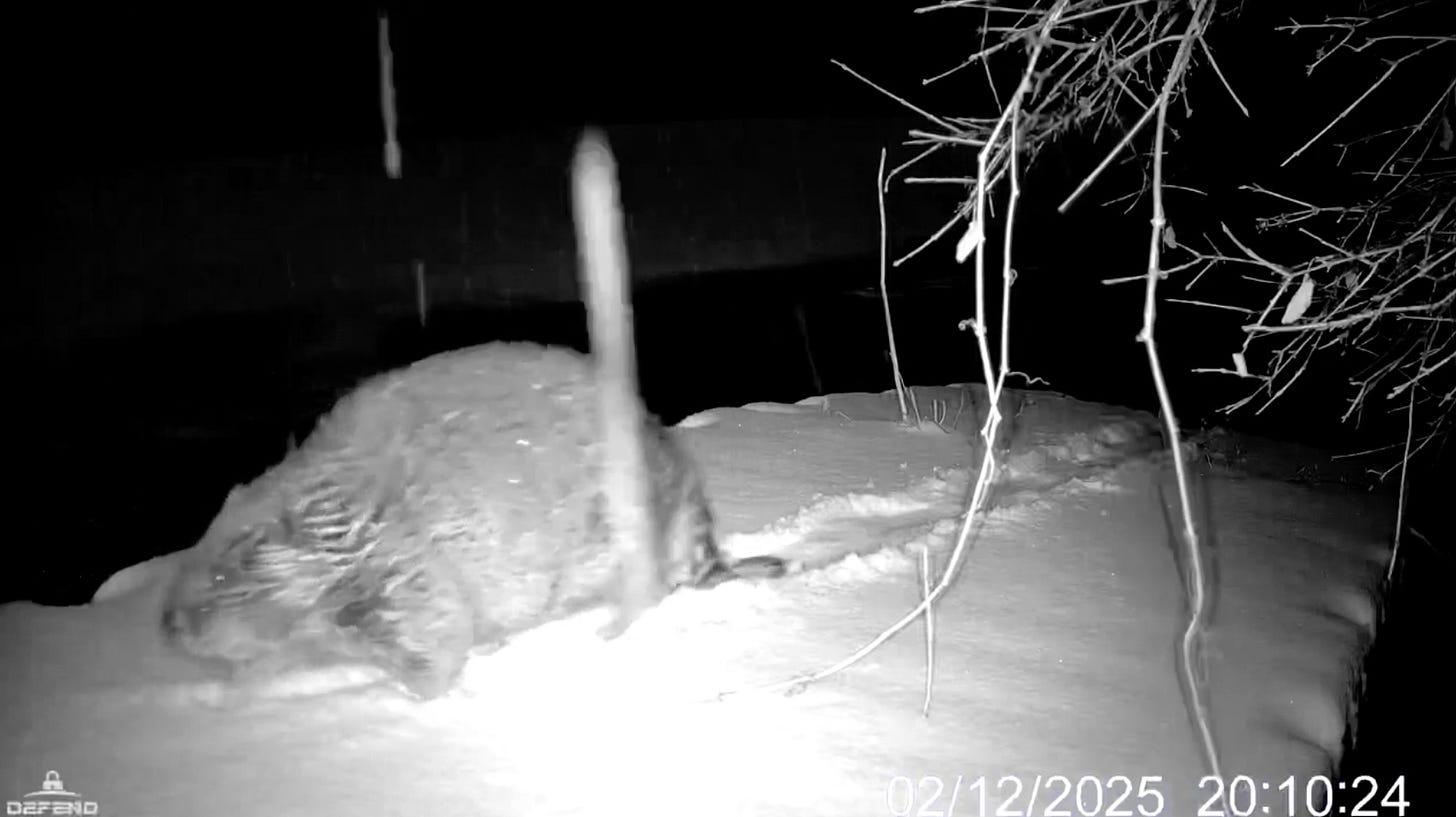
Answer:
top-left (162, 130), bottom-right (785, 701)
top-left (161, 342), bottom-right (740, 699)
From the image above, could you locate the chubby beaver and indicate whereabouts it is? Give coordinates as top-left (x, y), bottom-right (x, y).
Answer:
top-left (160, 342), bottom-right (784, 700)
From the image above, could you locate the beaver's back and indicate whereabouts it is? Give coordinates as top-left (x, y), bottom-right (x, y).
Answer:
top-left (316, 341), bottom-right (634, 641)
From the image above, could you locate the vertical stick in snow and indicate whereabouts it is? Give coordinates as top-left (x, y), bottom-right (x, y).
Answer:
top-left (571, 128), bottom-right (664, 637)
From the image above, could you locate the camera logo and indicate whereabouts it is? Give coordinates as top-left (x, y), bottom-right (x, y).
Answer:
top-left (6, 771), bottom-right (101, 815)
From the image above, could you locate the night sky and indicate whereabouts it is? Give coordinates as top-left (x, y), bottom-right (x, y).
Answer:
top-left (14, 2), bottom-right (1445, 176)
top-left (17, 2), bottom-right (1428, 223)
top-left (13, 2), bottom-right (1449, 451)
top-left (16, 3), bottom-right (955, 170)
top-left (17, 2), bottom-right (1435, 261)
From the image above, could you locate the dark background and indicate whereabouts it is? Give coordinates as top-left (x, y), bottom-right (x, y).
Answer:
top-left (6, 1), bottom-right (1448, 799)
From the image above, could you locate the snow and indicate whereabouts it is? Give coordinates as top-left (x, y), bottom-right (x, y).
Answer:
top-left (0, 385), bottom-right (1392, 817)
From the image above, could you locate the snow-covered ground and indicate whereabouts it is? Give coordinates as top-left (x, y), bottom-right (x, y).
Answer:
top-left (0, 384), bottom-right (1394, 817)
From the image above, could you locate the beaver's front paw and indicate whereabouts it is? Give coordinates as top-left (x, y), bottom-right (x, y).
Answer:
top-left (334, 556), bottom-right (476, 700)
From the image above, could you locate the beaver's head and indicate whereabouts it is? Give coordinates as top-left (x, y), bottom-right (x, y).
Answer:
top-left (159, 484), bottom-right (342, 663)
top-left (159, 518), bottom-right (305, 665)
top-left (159, 473), bottom-right (404, 670)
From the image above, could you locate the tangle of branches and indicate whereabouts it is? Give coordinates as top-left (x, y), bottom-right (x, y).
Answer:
top-left (1192, 5), bottom-right (1455, 474)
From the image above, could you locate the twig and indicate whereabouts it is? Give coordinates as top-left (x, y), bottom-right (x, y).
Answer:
top-left (1166, 297), bottom-right (1257, 314)
top-left (886, 142), bottom-right (947, 187)
top-left (1197, 34), bottom-right (1249, 117)
top-left (1133, 0), bottom-right (1226, 799)
top-left (1057, 97), bottom-right (1162, 213)
top-left (831, 59), bottom-right (960, 134)
top-left (1281, 42), bottom-right (1448, 167)
top-left (919, 545), bottom-right (936, 717)
top-left (1244, 301), bottom-right (1450, 334)
top-left (894, 209), bottom-right (967, 267)
top-left (721, 0), bottom-right (1065, 705)
top-left (878, 148), bottom-right (911, 424)
top-left (1388, 365), bottom-right (1415, 582)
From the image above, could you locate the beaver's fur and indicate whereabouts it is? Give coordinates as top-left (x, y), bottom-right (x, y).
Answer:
top-left (160, 342), bottom-right (757, 699)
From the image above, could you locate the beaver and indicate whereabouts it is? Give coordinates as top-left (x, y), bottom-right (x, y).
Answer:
top-left (161, 341), bottom-right (782, 699)
top-left (160, 131), bottom-right (786, 700)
